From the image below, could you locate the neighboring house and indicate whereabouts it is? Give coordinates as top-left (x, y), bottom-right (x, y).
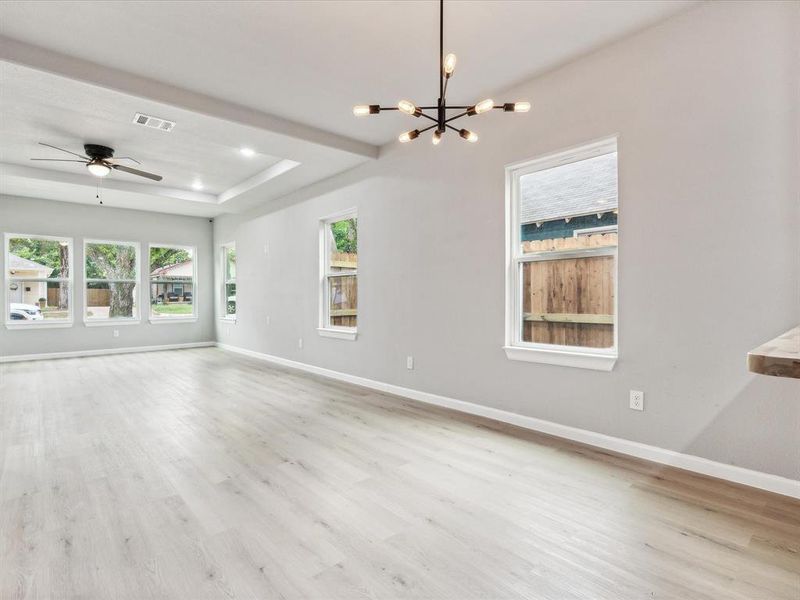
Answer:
top-left (520, 151), bottom-right (618, 241)
top-left (8, 253), bottom-right (51, 305)
top-left (150, 260), bottom-right (193, 301)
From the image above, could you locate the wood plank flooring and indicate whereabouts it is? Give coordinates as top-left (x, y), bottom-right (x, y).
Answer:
top-left (1, 348), bottom-right (798, 599)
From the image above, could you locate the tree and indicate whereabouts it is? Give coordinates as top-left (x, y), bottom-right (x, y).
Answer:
top-left (331, 218), bottom-right (357, 253)
top-left (86, 244), bottom-right (137, 318)
top-left (149, 247), bottom-right (190, 272)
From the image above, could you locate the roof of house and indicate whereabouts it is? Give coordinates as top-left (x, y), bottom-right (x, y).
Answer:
top-left (9, 253), bottom-right (52, 275)
top-left (150, 260), bottom-right (193, 277)
top-left (519, 152), bottom-right (618, 224)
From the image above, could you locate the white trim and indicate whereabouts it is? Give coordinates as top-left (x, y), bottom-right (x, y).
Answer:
top-left (4, 232), bottom-right (75, 328)
top-left (148, 243), bottom-right (198, 322)
top-left (220, 242), bottom-right (236, 320)
top-left (83, 238), bottom-right (141, 324)
top-left (219, 316), bottom-right (237, 323)
top-left (216, 343), bottom-right (800, 500)
top-left (504, 137), bottom-right (619, 370)
top-left (6, 321), bottom-right (74, 330)
top-left (84, 319), bottom-right (141, 327)
top-left (149, 317), bottom-right (199, 325)
top-left (317, 327), bottom-right (357, 341)
top-left (503, 345), bottom-right (616, 371)
top-left (319, 209), bottom-right (358, 337)
top-left (0, 342), bottom-right (214, 363)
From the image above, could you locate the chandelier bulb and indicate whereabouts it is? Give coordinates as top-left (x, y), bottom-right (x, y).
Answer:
top-left (399, 129), bottom-right (420, 143)
top-left (468, 99), bottom-right (494, 116)
top-left (459, 129), bottom-right (478, 143)
top-left (443, 53), bottom-right (457, 78)
top-left (353, 104), bottom-right (380, 116)
top-left (503, 102), bottom-right (531, 113)
top-left (398, 100), bottom-right (421, 117)
top-left (432, 129), bottom-right (443, 145)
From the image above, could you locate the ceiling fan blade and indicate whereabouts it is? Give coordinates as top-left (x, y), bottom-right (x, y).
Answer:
top-left (38, 142), bottom-right (89, 160)
top-left (106, 156), bottom-right (141, 165)
top-left (30, 158), bottom-right (88, 163)
top-left (112, 164), bottom-right (163, 181)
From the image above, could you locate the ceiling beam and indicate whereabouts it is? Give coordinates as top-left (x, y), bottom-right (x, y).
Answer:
top-left (0, 35), bottom-right (379, 161)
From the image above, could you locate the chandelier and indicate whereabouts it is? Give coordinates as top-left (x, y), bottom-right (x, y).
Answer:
top-left (353, 0), bottom-right (530, 145)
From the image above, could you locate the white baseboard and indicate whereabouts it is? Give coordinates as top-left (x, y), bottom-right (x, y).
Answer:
top-left (0, 341), bottom-right (215, 363)
top-left (217, 342), bottom-right (800, 499)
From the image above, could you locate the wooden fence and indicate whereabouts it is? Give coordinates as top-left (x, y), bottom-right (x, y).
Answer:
top-left (522, 233), bottom-right (616, 349)
top-left (329, 252), bottom-right (358, 327)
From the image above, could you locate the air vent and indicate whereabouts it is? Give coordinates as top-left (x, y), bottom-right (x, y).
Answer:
top-left (132, 112), bottom-right (176, 132)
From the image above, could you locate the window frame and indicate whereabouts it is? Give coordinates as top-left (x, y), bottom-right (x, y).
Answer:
top-left (318, 208), bottom-right (358, 341)
top-left (504, 137), bottom-right (619, 371)
top-left (220, 242), bottom-right (236, 322)
top-left (4, 232), bottom-right (75, 329)
top-left (83, 238), bottom-right (142, 326)
top-left (148, 243), bottom-right (198, 325)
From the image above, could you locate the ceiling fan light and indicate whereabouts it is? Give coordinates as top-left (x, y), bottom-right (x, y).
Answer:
top-left (459, 129), bottom-right (478, 143)
top-left (399, 129), bottom-right (420, 143)
top-left (353, 104), bottom-right (380, 116)
top-left (504, 101), bottom-right (531, 113)
top-left (398, 100), bottom-right (421, 117)
top-left (87, 161), bottom-right (111, 177)
top-left (432, 129), bottom-right (443, 145)
top-left (443, 53), bottom-right (457, 77)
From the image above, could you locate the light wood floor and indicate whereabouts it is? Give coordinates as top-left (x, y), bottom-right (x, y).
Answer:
top-left (1, 348), bottom-right (798, 600)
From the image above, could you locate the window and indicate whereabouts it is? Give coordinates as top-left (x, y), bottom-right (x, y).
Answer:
top-left (221, 243), bottom-right (236, 319)
top-left (319, 210), bottom-right (357, 340)
top-left (505, 138), bottom-right (618, 371)
top-left (5, 233), bottom-right (73, 327)
top-left (84, 240), bottom-right (140, 324)
top-left (149, 245), bottom-right (196, 322)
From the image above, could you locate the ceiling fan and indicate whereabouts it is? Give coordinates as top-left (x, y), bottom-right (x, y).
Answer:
top-left (31, 142), bottom-right (163, 181)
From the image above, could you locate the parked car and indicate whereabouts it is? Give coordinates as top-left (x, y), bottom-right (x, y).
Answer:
top-left (10, 302), bottom-right (44, 320)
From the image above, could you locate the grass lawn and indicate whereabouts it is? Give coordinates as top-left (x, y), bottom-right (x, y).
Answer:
top-left (152, 303), bottom-right (194, 315)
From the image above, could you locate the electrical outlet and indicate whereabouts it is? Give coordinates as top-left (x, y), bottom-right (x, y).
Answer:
top-left (112, 329), bottom-right (119, 338)
top-left (263, 243), bottom-right (269, 256)
top-left (629, 390), bottom-right (644, 411)
top-left (406, 356), bottom-right (414, 370)
top-left (298, 337), bottom-right (303, 349)
top-left (225, 326), bottom-right (230, 336)
top-left (265, 315), bottom-right (271, 326)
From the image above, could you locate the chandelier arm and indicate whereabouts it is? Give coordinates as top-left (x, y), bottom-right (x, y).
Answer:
top-left (417, 112), bottom-right (439, 124)
top-left (439, 0), bottom-right (444, 102)
top-left (444, 111), bottom-right (469, 123)
top-left (444, 105), bottom-right (472, 109)
top-left (444, 124), bottom-right (463, 134)
top-left (419, 123), bottom-right (439, 134)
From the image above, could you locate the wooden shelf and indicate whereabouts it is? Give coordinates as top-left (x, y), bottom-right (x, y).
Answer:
top-left (747, 326), bottom-right (800, 379)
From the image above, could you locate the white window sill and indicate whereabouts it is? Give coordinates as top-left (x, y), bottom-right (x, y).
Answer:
top-left (318, 327), bottom-right (357, 341)
top-left (84, 319), bottom-right (141, 327)
top-left (6, 321), bottom-right (74, 330)
top-left (503, 345), bottom-right (616, 371)
top-left (149, 317), bottom-right (198, 325)
top-left (219, 316), bottom-right (237, 323)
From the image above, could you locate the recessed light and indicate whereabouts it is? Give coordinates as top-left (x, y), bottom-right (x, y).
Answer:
top-left (239, 147), bottom-right (255, 158)
top-left (191, 181), bottom-right (204, 191)
top-left (597, 199), bottom-right (607, 204)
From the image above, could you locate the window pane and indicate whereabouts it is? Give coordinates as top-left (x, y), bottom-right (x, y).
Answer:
top-left (329, 218), bottom-right (357, 273)
top-left (86, 242), bottom-right (137, 279)
top-left (225, 247), bottom-right (236, 280)
top-left (8, 280), bottom-right (70, 321)
top-left (150, 247), bottom-right (194, 318)
top-left (225, 283), bottom-right (236, 315)
top-left (8, 237), bottom-right (68, 278)
top-left (521, 255), bottom-right (614, 349)
top-left (519, 152), bottom-right (617, 255)
top-left (328, 275), bottom-right (357, 328)
top-left (86, 282), bottom-right (138, 320)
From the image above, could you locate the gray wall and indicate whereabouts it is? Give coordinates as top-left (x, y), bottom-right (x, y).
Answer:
top-left (214, 1), bottom-right (800, 480)
top-left (0, 195), bottom-right (215, 356)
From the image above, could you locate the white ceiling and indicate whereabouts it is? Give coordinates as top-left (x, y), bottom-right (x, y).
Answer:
top-left (0, 0), bottom-right (697, 216)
